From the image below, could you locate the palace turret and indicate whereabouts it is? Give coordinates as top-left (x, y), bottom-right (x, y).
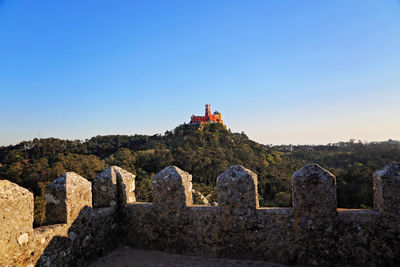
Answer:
top-left (190, 104), bottom-right (224, 125)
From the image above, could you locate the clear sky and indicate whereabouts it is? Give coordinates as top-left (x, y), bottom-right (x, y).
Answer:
top-left (1, 0), bottom-right (399, 146)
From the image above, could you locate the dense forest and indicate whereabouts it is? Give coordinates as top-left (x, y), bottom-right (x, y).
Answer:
top-left (0, 123), bottom-right (399, 226)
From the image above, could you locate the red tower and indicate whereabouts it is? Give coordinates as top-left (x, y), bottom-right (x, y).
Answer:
top-left (190, 104), bottom-right (224, 125)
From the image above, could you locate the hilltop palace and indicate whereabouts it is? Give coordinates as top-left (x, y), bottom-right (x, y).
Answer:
top-left (190, 104), bottom-right (224, 125)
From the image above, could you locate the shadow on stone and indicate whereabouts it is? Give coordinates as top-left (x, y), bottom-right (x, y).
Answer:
top-left (36, 205), bottom-right (117, 267)
top-left (2, 163), bottom-right (400, 266)
top-left (34, 169), bottom-right (129, 266)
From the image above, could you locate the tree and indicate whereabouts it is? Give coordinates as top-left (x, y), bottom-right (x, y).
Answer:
top-left (106, 148), bottom-right (136, 173)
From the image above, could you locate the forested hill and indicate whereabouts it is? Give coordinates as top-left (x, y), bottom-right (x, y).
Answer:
top-left (1, 123), bottom-right (399, 226)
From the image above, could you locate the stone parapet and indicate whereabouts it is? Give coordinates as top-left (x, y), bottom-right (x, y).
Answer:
top-left (45, 172), bottom-right (92, 225)
top-left (0, 180), bottom-right (34, 266)
top-left (373, 162), bottom-right (400, 216)
top-left (93, 166), bottom-right (136, 208)
top-left (217, 165), bottom-right (259, 214)
top-left (122, 162), bottom-right (400, 265)
top-left (292, 164), bottom-right (337, 220)
top-left (151, 166), bottom-right (192, 211)
top-left (0, 170), bottom-right (124, 266)
top-left (1, 162), bottom-right (400, 266)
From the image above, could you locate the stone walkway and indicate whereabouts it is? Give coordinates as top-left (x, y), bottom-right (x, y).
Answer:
top-left (89, 246), bottom-right (285, 267)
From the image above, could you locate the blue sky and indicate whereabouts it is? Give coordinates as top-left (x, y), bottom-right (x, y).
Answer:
top-left (1, 0), bottom-right (399, 146)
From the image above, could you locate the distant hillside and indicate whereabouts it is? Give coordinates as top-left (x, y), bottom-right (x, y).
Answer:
top-left (1, 123), bottom-right (399, 226)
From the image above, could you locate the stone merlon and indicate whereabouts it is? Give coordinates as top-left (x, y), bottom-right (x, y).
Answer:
top-left (1, 162), bottom-right (400, 266)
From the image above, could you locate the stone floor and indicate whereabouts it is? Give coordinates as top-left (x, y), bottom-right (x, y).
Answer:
top-left (89, 246), bottom-right (285, 267)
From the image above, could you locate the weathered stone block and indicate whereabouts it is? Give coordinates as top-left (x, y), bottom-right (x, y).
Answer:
top-left (0, 180), bottom-right (33, 265)
top-left (115, 166), bottom-right (136, 205)
top-left (292, 164), bottom-right (337, 219)
top-left (93, 166), bottom-right (136, 208)
top-left (93, 167), bottom-right (118, 208)
top-left (4, 163), bottom-right (400, 266)
top-left (217, 165), bottom-right (259, 214)
top-left (151, 166), bottom-right (192, 210)
top-left (373, 162), bottom-right (400, 216)
top-left (46, 172), bottom-right (92, 225)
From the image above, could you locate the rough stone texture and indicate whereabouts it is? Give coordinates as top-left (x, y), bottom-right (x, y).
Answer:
top-left (291, 164), bottom-right (338, 264)
top-left (93, 167), bottom-right (118, 208)
top-left (217, 165), bottom-right (259, 213)
top-left (373, 162), bottom-right (400, 216)
top-left (292, 163), bottom-right (337, 219)
top-left (122, 164), bottom-right (400, 265)
top-left (0, 180), bottom-right (34, 266)
top-left (215, 165), bottom-right (260, 257)
top-left (143, 166), bottom-right (194, 252)
top-left (2, 163), bottom-right (400, 266)
top-left (7, 206), bottom-right (118, 267)
top-left (93, 166), bottom-right (136, 208)
top-left (46, 172), bottom-right (92, 225)
top-left (151, 166), bottom-right (192, 211)
top-left (34, 206), bottom-right (117, 267)
top-left (90, 246), bottom-right (285, 267)
top-left (115, 166), bottom-right (136, 205)
top-left (0, 179), bottom-right (118, 266)
top-left (28, 224), bottom-right (69, 266)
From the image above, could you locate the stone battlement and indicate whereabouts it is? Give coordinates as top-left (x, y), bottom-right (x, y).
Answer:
top-left (1, 163), bottom-right (400, 266)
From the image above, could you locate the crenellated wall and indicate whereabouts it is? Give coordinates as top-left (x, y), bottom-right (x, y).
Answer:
top-left (0, 166), bottom-right (134, 267)
top-left (1, 163), bottom-right (400, 266)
